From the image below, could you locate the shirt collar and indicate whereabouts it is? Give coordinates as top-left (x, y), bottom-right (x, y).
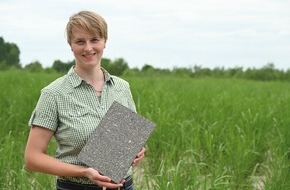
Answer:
top-left (101, 67), bottom-right (114, 84)
top-left (68, 66), bottom-right (114, 88)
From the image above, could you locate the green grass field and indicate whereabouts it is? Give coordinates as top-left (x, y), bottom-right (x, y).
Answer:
top-left (0, 70), bottom-right (289, 189)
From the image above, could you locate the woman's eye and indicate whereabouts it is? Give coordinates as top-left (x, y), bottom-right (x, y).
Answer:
top-left (92, 38), bottom-right (99, 43)
top-left (76, 40), bottom-right (84, 45)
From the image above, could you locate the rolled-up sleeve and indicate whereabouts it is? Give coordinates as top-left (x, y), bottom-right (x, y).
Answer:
top-left (28, 90), bottom-right (58, 131)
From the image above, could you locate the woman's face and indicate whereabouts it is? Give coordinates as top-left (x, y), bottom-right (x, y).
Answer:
top-left (70, 27), bottom-right (106, 69)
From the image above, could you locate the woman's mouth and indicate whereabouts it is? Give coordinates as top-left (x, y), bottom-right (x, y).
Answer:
top-left (82, 53), bottom-right (96, 58)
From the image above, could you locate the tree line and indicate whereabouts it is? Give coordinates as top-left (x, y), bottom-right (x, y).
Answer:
top-left (1, 36), bottom-right (290, 81)
top-left (0, 37), bottom-right (21, 69)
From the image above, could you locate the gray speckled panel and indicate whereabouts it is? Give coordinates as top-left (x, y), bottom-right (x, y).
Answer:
top-left (78, 101), bottom-right (156, 183)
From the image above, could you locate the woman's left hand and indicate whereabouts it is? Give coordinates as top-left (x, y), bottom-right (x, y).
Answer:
top-left (132, 147), bottom-right (146, 166)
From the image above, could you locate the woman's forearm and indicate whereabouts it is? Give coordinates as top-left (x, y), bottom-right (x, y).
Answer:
top-left (25, 150), bottom-right (86, 177)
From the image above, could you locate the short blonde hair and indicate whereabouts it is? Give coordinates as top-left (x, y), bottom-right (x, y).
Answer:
top-left (66, 11), bottom-right (108, 45)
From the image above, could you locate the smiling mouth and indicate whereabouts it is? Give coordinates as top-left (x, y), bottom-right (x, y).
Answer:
top-left (82, 53), bottom-right (96, 58)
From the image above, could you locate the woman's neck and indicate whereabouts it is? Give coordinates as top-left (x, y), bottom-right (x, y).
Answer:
top-left (74, 65), bottom-right (104, 92)
top-left (75, 64), bottom-right (103, 80)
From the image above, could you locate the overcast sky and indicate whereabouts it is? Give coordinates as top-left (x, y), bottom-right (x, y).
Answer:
top-left (0, 0), bottom-right (289, 70)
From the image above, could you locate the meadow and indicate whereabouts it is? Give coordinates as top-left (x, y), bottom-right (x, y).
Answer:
top-left (0, 70), bottom-right (289, 189)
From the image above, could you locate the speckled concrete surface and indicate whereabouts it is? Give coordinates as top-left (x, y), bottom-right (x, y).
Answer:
top-left (78, 101), bottom-right (156, 183)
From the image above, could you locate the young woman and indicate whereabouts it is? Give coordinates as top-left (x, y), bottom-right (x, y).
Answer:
top-left (25, 11), bottom-right (145, 190)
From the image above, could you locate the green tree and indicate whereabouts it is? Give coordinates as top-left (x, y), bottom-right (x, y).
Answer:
top-left (141, 64), bottom-right (154, 72)
top-left (192, 65), bottom-right (212, 77)
top-left (100, 57), bottom-right (129, 76)
top-left (110, 58), bottom-right (129, 76)
top-left (101, 58), bottom-right (112, 71)
top-left (52, 60), bottom-right (74, 73)
top-left (224, 67), bottom-right (243, 78)
top-left (24, 61), bottom-right (43, 72)
top-left (0, 37), bottom-right (21, 69)
top-left (172, 67), bottom-right (193, 77)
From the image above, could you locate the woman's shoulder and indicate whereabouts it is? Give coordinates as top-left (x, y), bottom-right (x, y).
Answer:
top-left (41, 74), bottom-right (71, 95)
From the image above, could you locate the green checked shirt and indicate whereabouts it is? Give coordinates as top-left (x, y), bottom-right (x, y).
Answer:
top-left (28, 67), bottom-right (136, 184)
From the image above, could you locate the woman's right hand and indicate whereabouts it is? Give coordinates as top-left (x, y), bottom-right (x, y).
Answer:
top-left (84, 168), bottom-right (124, 188)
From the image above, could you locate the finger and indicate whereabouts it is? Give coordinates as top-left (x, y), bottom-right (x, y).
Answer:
top-left (137, 153), bottom-right (144, 161)
top-left (97, 181), bottom-right (123, 189)
top-left (91, 173), bottom-right (111, 183)
top-left (133, 154), bottom-right (144, 166)
top-left (137, 147), bottom-right (146, 158)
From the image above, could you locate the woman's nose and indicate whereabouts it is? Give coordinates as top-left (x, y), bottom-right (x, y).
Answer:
top-left (84, 42), bottom-right (93, 51)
